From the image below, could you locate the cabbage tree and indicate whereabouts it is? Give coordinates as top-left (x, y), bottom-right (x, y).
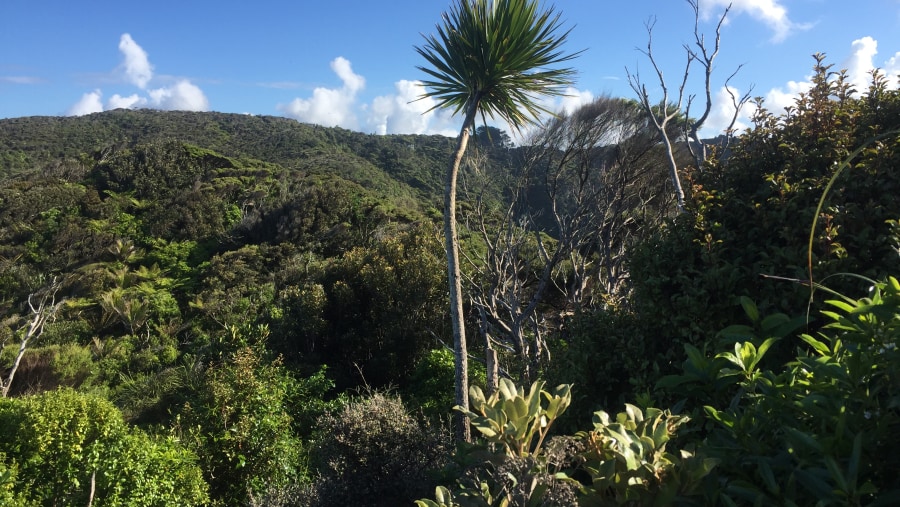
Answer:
top-left (416, 0), bottom-right (580, 441)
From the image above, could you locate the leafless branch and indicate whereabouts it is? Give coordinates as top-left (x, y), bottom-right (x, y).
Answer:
top-left (626, 0), bottom-right (750, 213)
top-left (2, 278), bottom-right (64, 397)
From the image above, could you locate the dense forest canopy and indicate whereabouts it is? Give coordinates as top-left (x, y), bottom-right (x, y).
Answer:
top-left (1, 53), bottom-right (899, 505)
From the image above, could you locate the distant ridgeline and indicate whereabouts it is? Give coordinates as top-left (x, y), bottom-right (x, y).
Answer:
top-left (0, 109), bottom-right (493, 202)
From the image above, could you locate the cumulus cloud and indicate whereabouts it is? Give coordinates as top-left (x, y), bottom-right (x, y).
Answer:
top-left (279, 56), bottom-right (365, 129)
top-left (107, 93), bottom-right (146, 110)
top-left (699, 0), bottom-right (809, 43)
top-left (118, 33), bottom-right (153, 88)
top-left (844, 37), bottom-right (880, 91)
top-left (368, 79), bottom-right (453, 135)
top-left (331, 57), bottom-right (365, 94)
top-left (556, 87), bottom-right (595, 116)
top-left (67, 90), bottom-right (104, 116)
top-left (843, 36), bottom-right (900, 90)
top-left (148, 80), bottom-right (209, 111)
top-left (886, 51), bottom-right (900, 83)
top-left (765, 79), bottom-right (813, 113)
top-left (68, 34), bottom-right (209, 115)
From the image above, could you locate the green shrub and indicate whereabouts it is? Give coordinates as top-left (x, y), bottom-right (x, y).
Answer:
top-left (661, 277), bottom-right (900, 504)
top-left (0, 388), bottom-right (208, 506)
top-left (551, 310), bottom-right (658, 431)
top-left (406, 347), bottom-right (487, 420)
top-left (418, 380), bottom-right (581, 507)
top-left (178, 345), bottom-right (303, 505)
top-left (309, 392), bottom-right (451, 507)
top-left (419, 380), bottom-right (713, 506)
top-left (561, 57), bottom-right (900, 411)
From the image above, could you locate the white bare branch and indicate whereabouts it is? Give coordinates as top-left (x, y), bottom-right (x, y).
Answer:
top-left (2, 278), bottom-right (64, 397)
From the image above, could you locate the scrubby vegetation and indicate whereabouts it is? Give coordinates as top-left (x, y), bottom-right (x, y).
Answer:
top-left (1, 46), bottom-right (899, 506)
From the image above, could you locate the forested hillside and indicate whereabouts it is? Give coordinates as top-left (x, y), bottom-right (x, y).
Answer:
top-left (2, 57), bottom-right (900, 505)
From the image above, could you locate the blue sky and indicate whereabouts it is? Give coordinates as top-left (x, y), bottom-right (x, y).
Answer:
top-left (1, 0), bottom-right (899, 138)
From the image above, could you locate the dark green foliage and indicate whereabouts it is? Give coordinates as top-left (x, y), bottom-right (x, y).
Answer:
top-left (244, 174), bottom-right (397, 257)
top-left (560, 56), bottom-right (900, 415)
top-left (314, 227), bottom-right (447, 387)
top-left (551, 310), bottom-right (658, 432)
top-left (641, 56), bottom-right (900, 337)
top-left (659, 277), bottom-right (900, 505)
top-left (308, 392), bottom-right (451, 507)
top-left (178, 343), bottom-right (303, 505)
top-left (405, 347), bottom-right (487, 419)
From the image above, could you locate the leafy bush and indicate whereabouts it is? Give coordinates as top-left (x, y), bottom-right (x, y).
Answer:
top-left (405, 347), bottom-right (487, 420)
top-left (661, 277), bottom-right (900, 504)
top-left (575, 405), bottom-right (716, 505)
top-left (561, 56), bottom-right (900, 409)
top-left (0, 388), bottom-right (208, 506)
top-left (551, 309), bottom-right (658, 431)
top-left (418, 380), bottom-right (580, 506)
top-left (308, 392), bottom-right (451, 507)
top-left (419, 380), bottom-right (712, 506)
top-left (178, 344), bottom-right (303, 506)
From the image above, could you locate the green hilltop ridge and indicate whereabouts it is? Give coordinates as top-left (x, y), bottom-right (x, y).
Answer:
top-left (0, 109), bottom-right (472, 203)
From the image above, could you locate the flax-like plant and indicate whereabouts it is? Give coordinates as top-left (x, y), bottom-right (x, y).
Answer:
top-left (416, 0), bottom-right (581, 443)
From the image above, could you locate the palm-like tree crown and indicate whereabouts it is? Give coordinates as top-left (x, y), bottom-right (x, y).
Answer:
top-left (415, 0), bottom-right (581, 131)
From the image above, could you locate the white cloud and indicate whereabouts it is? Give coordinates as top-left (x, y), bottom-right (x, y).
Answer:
top-left (107, 93), bottom-right (146, 110)
top-left (844, 36), bottom-right (879, 91)
top-left (843, 36), bottom-right (900, 90)
top-left (68, 34), bottom-right (210, 114)
top-left (118, 33), bottom-right (153, 89)
top-left (278, 56), bottom-right (364, 129)
top-left (556, 87), bottom-right (595, 116)
top-left (885, 51), bottom-right (900, 84)
top-left (67, 90), bottom-right (104, 116)
top-left (368, 80), bottom-right (440, 135)
top-left (331, 56), bottom-right (365, 94)
top-left (148, 80), bottom-right (209, 111)
top-left (699, 0), bottom-right (808, 43)
top-left (765, 79), bottom-right (813, 113)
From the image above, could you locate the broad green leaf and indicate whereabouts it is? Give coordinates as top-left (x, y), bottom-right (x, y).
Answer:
top-left (800, 334), bottom-right (832, 355)
top-left (757, 459), bottom-right (780, 495)
top-left (740, 296), bottom-right (760, 322)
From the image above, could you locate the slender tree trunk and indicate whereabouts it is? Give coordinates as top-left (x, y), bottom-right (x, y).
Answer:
top-left (658, 128), bottom-right (686, 214)
top-left (446, 101), bottom-right (479, 443)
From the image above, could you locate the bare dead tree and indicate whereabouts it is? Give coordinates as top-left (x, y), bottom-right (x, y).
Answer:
top-left (534, 98), bottom-right (673, 306)
top-left (2, 278), bottom-right (64, 397)
top-left (461, 97), bottom-right (672, 384)
top-left (463, 167), bottom-right (562, 385)
top-left (626, 0), bottom-right (753, 213)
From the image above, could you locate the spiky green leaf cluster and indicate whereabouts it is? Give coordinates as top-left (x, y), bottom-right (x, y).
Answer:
top-left (415, 0), bottom-right (581, 131)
